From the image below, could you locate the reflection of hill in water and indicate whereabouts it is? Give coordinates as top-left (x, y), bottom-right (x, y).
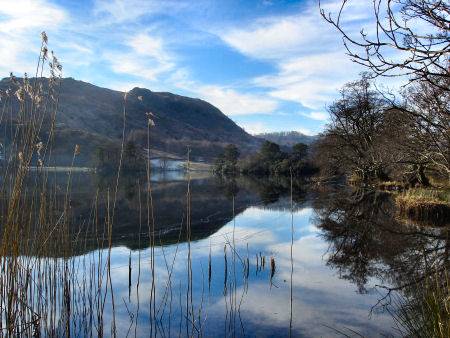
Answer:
top-left (71, 174), bottom-right (312, 254)
top-left (65, 174), bottom-right (263, 255)
top-left (1, 171), bottom-right (311, 257)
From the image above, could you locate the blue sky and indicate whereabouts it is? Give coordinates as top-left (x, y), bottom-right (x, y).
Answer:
top-left (0, 0), bottom-right (384, 135)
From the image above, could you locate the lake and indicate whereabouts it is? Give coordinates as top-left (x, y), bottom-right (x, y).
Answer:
top-left (1, 171), bottom-right (448, 337)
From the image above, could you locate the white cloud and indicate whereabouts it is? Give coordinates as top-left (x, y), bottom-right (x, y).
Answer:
top-left (220, 1), bottom-right (367, 61)
top-left (0, 0), bottom-right (389, 135)
top-left (299, 111), bottom-right (329, 121)
top-left (59, 42), bottom-right (94, 55)
top-left (222, 15), bottom-right (319, 60)
top-left (0, 0), bottom-right (68, 76)
top-left (0, 0), bottom-right (66, 34)
top-left (218, 0), bottom-right (375, 110)
top-left (104, 32), bottom-right (175, 82)
top-left (199, 85), bottom-right (278, 116)
top-left (105, 53), bottom-right (166, 81)
top-left (169, 70), bottom-right (279, 116)
top-left (295, 127), bottom-right (314, 136)
top-left (241, 122), bottom-right (268, 135)
top-left (128, 33), bottom-right (170, 62)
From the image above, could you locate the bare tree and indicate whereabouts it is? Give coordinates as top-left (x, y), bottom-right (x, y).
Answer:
top-left (320, 0), bottom-right (450, 90)
top-left (404, 75), bottom-right (450, 178)
top-left (382, 74), bottom-right (450, 182)
top-left (321, 74), bottom-right (390, 182)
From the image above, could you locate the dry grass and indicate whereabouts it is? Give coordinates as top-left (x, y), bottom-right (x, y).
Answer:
top-left (396, 188), bottom-right (450, 224)
top-left (392, 271), bottom-right (450, 338)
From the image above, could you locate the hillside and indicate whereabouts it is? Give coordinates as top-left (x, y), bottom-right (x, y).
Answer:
top-left (255, 131), bottom-right (317, 146)
top-left (0, 77), bottom-right (260, 165)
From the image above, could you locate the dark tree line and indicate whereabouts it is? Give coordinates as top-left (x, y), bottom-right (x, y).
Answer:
top-left (313, 73), bottom-right (449, 185)
top-left (215, 141), bottom-right (315, 177)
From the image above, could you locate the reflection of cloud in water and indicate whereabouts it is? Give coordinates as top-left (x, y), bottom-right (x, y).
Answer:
top-left (204, 206), bottom-right (394, 336)
top-left (65, 204), bottom-right (395, 336)
top-left (194, 206), bottom-right (314, 256)
top-left (205, 229), bottom-right (393, 336)
top-left (209, 281), bottom-right (393, 337)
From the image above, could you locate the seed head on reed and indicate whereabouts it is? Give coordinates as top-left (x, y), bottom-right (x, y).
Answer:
top-left (41, 31), bottom-right (48, 44)
top-left (51, 52), bottom-right (62, 71)
top-left (23, 79), bottom-right (32, 96)
top-left (146, 112), bottom-right (155, 127)
top-left (33, 94), bottom-right (43, 107)
top-left (15, 87), bottom-right (25, 102)
top-left (74, 144), bottom-right (80, 156)
top-left (10, 72), bottom-right (18, 85)
top-left (36, 142), bottom-right (44, 156)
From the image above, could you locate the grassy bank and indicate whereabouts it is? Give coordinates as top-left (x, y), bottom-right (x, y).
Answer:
top-left (395, 188), bottom-right (450, 225)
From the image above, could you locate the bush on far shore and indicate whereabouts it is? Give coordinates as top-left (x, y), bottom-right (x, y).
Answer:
top-left (215, 141), bottom-right (317, 177)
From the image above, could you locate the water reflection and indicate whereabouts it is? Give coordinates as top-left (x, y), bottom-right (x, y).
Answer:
top-left (3, 171), bottom-right (447, 336)
top-left (313, 186), bottom-right (450, 330)
top-left (81, 199), bottom-right (394, 337)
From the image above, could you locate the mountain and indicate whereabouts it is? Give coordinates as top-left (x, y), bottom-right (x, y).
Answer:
top-left (255, 131), bottom-right (317, 147)
top-left (0, 77), bottom-right (260, 165)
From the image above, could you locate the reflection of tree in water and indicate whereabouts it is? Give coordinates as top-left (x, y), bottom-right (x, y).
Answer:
top-left (239, 176), bottom-right (307, 205)
top-left (215, 176), bottom-right (239, 200)
top-left (314, 186), bottom-right (449, 302)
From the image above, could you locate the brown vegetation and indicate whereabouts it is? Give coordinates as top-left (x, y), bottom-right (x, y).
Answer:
top-left (396, 188), bottom-right (450, 224)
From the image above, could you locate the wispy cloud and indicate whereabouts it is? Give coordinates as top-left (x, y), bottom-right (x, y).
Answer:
top-left (0, 0), bottom-right (391, 135)
top-left (221, 12), bottom-right (333, 60)
top-left (0, 0), bottom-right (68, 75)
top-left (168, 69), bottom-right (279, 116)
top-left (240, 122), bottom-right (267, 135)
top-left (218, 0), bottom-right (374, 110)
top-left (104, 32), bottom-right (175, 82)
top-left (0, 0), bottom-right (66, 34)
top-left (198, 85), bottom-right (278, 116)
top-left (300, 111), bottom-right (329, 121)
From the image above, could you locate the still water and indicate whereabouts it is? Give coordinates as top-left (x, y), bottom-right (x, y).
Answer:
top-left (10, 171), bottom-right (448, 337)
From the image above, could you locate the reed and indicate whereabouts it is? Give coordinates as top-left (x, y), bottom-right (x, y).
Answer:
top-left (0, 32), bottom-right (297, 338)
top-left (270, 257), bottom-right (276, 282)
top-left (392, 270), bottom-right (450, 338)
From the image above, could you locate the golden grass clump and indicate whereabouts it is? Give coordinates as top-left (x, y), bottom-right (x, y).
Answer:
top-left (396, 188), bottom-right (450, 224)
